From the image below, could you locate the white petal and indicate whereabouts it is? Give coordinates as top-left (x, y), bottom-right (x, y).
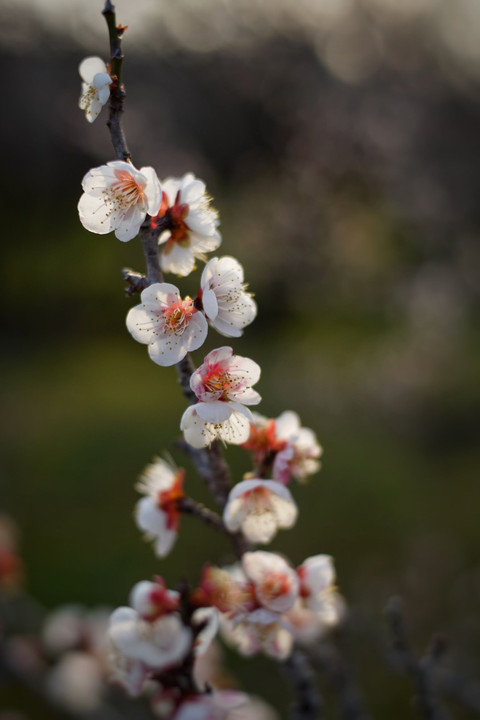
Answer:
top-left (202, 287), bottom-right (219, 321)
top-left (79, 57), bottom-right (107, 83)
top-left (160, 244), bottom-right (195, 277)
top-left (139, 166), bottom-right (162, 216)
top-left (195, 401), bottom-right (232, 423)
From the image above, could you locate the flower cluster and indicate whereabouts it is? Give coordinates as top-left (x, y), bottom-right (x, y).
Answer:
top-left (77, 34), bottom-right (338, 718)
top-left (194, 552), bottom-right (342, 660)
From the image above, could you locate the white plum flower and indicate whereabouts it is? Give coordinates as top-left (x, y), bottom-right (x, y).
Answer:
top-left (297, 554), bottom-right (344, 625)
top-left (273, 411), bottom-right (322, 484)
top-left (220, 608), bottom-right (293, 660)
top-left (78, 56), bottom-right (112, 123)
top-left (108, 606), bottom-right (192, 672)
top-left (180, 347), bottom-right (261, 448)
top-left (156, 173), bottom-right (221, 276)
top-left (126, 283), bottom-right (208, 366)
top-left (78, 160), bottom-right (162, 242)
top-left (135, 458), bottom-right (185, 558)
top-left (242, 552), bottom-right (299, 614)
top-left (200, 256), bottom-right (257, 337)
top-left (223, 479), bottom-right (298, 544)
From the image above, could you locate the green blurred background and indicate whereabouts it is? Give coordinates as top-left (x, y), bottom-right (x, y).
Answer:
top-left (1, 0), bottom-right (480, 717)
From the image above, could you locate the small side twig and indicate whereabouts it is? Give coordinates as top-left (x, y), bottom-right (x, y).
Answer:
top-left (385, 597), bottom-right (451, 720)
top-left (122, 268), bottom-right (149, 295)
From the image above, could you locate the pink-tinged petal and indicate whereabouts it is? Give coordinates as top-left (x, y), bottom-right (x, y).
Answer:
top-left (201, 287), bottom-right (218, 321)
top-left (203, 346), bottom-right (233, 366)
top-left (139, 166), bottom-right (162, 216)
top-left (79, 57), bottom-right (107, 83)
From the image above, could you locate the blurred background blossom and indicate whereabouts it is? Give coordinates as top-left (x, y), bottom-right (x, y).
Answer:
top-left (1, 0), bottom-right (480, 717)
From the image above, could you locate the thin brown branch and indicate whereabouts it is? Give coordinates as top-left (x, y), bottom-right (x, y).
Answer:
top-left (385, 597), bottom-right (452, 720)
top-left (122, 268), bottom-right (149, 295)
top-left (313, 633), bottom-right (372, 720)
top-left (281, 648), bottom-right (323, 720)
top-left (103, 0), bottom-right (130, 161)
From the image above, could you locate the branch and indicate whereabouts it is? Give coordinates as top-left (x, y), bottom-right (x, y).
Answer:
top-left (313, 633), bottom-right (372, 720)
top-left (103, 0), bottom-right (130, 162)
top-left (385, 597), bottom-right (452, 720)
top-left (281, 648), bottom-right (323, 720)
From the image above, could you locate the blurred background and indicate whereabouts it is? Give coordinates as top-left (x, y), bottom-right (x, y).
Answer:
top-left (1, 0), bottom-right (480, 717)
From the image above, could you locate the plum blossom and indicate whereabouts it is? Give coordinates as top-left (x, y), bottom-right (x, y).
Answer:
top-left (200, 257), bottom-right (257, 337)
top-left (108, 581), bottom-right (192, 678)
top-left (223, 479), bottom-right (298, 544)
top-left (242, 552), bottom-right (299, 614)
top-left (126, 283), bottom-right (208, 366)
top-left (181, 347), bottom-right (261, 448)
top-left (155, 173), bottom-right (221, 276)
top-left (297, 554), bottom-right (344, 625)
top-left (135, 457), bottom-right (185, 557)
top-left (78, 161), bottom-right (162, 242)
top-left (78, 56), bottom-right (112, 123)
top-left (273, 411), bottom-right (322, 484)
top-left (243, 411), bottom-right (322, 484)
top-left (220, 608), bottom-right (293, 660)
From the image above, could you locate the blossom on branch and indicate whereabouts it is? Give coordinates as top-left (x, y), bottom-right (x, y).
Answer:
top-left (108, 580), bottom-right (191, 689)
top-left (126, 283), bottom-right (208, 366)
top-left (243, 410), bottom-right (322, 484)
top-left (273, 411), bottom-right (323, 484)
top-left (135, 458), bottom-right (186, 557)
top-left (154, 173), bottom-right (221, 276)
top-left (78, 57), bottom-right (112, 123)
top-left (180, 347), bottom-right (261, 448)
top-left (223, 479), bottom-right (298, 544)
top-left (78, 161), bottom-right (162, 242)
top-left (200, 256), bottom-right (257, 337)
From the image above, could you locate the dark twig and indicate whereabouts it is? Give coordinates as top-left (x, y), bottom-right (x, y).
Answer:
top-left (385, 597), bottom-right (451, 720)
top-left (178, 497), bottom-right (225, 533)
top-left (103, 0), bottom-right (130, 162)
top-left (313, 634), bottom-right (372, 720)
top-left (122, 268), bottom-right (149, 295)
top-left (281, 648), bottom-right (323, 720)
